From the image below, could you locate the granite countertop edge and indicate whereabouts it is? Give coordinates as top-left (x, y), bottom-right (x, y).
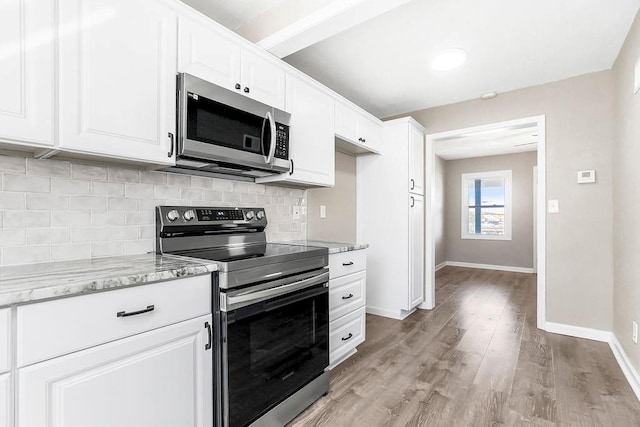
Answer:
top-left (279, 240), bottom-right (369, 254)
top-left (0, 254), bottom-right (217, 307)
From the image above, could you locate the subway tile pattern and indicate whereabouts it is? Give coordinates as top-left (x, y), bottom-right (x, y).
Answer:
top-left (0, 155), bottom-right (306, 266)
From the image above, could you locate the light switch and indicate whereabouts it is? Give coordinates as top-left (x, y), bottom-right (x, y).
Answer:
top-left (548, 200), bottom-right (559, 214)
top-left (320, 205), bottom-right (326, 219)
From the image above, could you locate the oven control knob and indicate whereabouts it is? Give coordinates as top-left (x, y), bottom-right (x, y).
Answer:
top-left (166, 209), bottom-right (180, 222)
top-left (245, 210), bottom-right (255, 220)
top-left (256, 211), bottom-right (265, 220)
top-left (183, 210), bottom-right (195, 222)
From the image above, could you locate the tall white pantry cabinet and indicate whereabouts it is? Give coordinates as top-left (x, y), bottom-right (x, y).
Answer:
top-left (357, 117), bottom-right (426, 320)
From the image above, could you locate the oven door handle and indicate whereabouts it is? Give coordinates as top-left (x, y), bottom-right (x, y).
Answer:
top-left (226, 271), bottom-right (329, 309)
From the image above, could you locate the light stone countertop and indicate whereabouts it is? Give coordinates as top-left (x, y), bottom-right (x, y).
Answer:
top-left (281, 240), bottom-right (369, 254)
top-left (0, 253), bottom-right (217, 307)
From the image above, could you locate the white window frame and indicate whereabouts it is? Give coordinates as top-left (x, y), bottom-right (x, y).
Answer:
top-left (460, 170), bottom-right (512, 241)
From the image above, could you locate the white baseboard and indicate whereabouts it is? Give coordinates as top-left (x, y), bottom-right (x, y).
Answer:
top-left (544, 321), bottom-right (612, 342)
top-left (445, 261), bottom-right (535, 274)
top-left (366, 306), bottom-right (415, 320)
top-left (609, 335), bottom-right (640, 401)
top-left (435, 262), bottom-right (447, 272)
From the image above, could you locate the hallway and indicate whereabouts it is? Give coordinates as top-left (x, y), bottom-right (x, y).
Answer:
top-left (290, 267), bottom-right (640, 426)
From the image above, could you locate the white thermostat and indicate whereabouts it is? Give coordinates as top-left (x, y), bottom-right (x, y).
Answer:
top-left (577, 170), bottom-right (596, 184)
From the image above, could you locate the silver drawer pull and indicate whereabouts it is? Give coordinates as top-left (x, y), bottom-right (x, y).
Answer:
top-left (342, 293), bottom-right (354, 300)
top-left (341, 333), bottom-right (353, 341)
top-left (342, 262), bottom-right (354, 266)
top-left (117, 305), bottom-right (154, 318)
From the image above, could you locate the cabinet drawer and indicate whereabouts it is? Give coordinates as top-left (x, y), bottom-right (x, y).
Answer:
top-left (329, 306), bottom-right (365, 365)
top-left (329, 249), bottom-right (366, 279)
top-left (17, 275), bottom-right (211, 367)
top-left (329, 271), bottom-right (366, 322)
top-left (0, 309), bottom-right (9, 374)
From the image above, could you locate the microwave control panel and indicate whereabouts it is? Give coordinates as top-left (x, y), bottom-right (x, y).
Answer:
top-left (274, 123), bottom-right (289, 160)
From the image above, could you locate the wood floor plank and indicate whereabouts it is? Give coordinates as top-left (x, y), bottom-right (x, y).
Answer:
top-left (288, 266), bottom-right (640, 427)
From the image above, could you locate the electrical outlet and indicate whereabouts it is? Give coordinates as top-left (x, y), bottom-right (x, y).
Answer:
top-left (292, 206), bottom-right (300, 220)
top-left (633, 321), bottom-right (638, 344)
top-left (548, 200), bottom-right (559, 214)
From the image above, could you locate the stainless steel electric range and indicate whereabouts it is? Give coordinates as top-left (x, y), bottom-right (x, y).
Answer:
top-left (156, 206), bottom-right (329, 427)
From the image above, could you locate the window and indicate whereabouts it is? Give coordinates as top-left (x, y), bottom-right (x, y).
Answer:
top-left (461, 170), bottom-right (512, 240)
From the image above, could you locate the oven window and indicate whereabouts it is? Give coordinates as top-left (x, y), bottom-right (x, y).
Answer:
top-left (187, 94), bottom-right (264, 155)
top-left (226, 284), bottom-right (328, 427)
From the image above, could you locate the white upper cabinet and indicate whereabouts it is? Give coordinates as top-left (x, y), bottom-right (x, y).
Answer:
top-left (408, 124), bottom-right (425, 195)
top-left (0, 0), bottom-right (54, 148)
top-left (57, 0), bottom-right (177, 165)
top-left (335, 100), bottom-right (381, 153)
top-left (240, 49), bottom-right (286, 111)
top-left (178, 16), bottom-right (285, 111)
top-left (257, 74), bottom-right (334, 187)
top-left (178, 16), bottom-right (241, 93)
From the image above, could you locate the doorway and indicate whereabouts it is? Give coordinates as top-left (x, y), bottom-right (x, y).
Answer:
top-left (421, 115), bottom-right (547, 329)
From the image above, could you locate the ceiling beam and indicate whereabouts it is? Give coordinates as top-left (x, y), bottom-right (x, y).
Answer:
top-left (257, 0), bottom-right (414, 58)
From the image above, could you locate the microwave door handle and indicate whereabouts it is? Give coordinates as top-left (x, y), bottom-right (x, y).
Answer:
top-left (265, 111), bottom-right (276, 165)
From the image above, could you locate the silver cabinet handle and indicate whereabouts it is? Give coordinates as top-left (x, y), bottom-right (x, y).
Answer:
top-left (117, 305), bottom-right (154, 318)
top-left (167, 132), bottom-right (174, 157)
top-left (204, 322), bottom-right (212, 350)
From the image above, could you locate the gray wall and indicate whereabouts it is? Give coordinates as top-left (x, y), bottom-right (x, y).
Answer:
top-left (612, 11), bottom-right (640, 376)
top-left (444, 152), bottom-right (536, 269)
top-left (433, 155), bottom-right (446, 266)
top-left (404, 70), bottom-right (615, 331)
top-left (307, 151), bottom-right (357, 243)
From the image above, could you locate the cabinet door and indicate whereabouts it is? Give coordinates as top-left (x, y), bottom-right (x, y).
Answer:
top-left (359, 115), bottom-right (382, 153)
top-left (334, 101), bottom-right (360, 143)
top-left (178, 16), bottom-right (241, 92)
top-left (0, 0), bottom-right (54, 148)
top-left (257, 75), bottom-right (334, 187)
top-left (409, 125), bottom-right (425, 195)
top-left (58, 0), bottom-right (177, 165)
top-left (408, 194), bottom-right (424, 309)
top-left (0, 373), bottom-right (10, 427)
top-left (240, 50), bottom-right (286, 110)
top-left (19, 315), bottom-right (213, 427)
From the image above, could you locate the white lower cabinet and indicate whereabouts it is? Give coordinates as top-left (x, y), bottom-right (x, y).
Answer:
top-left (18, 314), bottom-right (213, 427)
top-left (328, 249), bottom-right (367, 368)
top-left (0, 373), bottom-right (10, 427)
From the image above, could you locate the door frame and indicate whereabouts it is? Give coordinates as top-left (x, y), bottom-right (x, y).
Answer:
top-left (420, 115), bottom-right (547, 330)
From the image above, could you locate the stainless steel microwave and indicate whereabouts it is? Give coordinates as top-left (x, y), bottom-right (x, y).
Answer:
top-left (164, 73), bottom-right (291, 180)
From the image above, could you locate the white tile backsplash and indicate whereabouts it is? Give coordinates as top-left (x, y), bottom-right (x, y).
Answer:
top-left (0, 154), bottom-right (306, 266)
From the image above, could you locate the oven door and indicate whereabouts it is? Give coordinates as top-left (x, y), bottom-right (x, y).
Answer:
top-left (220, 270), bottom-right (329, 427)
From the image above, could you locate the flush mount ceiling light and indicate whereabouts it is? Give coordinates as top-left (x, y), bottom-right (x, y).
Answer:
top-left (431, 49), bottom-right (466, 71)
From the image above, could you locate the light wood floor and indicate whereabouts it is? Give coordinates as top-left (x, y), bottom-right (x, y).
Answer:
top-left (289, 266), bottom-right (640, 426)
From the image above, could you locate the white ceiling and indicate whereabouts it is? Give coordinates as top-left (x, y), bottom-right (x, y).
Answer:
top-left (434, 125), bottom-right (538, 160)
top-left (180, 0), bottom-right (286, 30)
top-left (283, 0), bottom-right (640, 117)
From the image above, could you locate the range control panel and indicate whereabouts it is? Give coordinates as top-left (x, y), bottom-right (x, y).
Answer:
top-left (156, 206), bottom-right (267, 228)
